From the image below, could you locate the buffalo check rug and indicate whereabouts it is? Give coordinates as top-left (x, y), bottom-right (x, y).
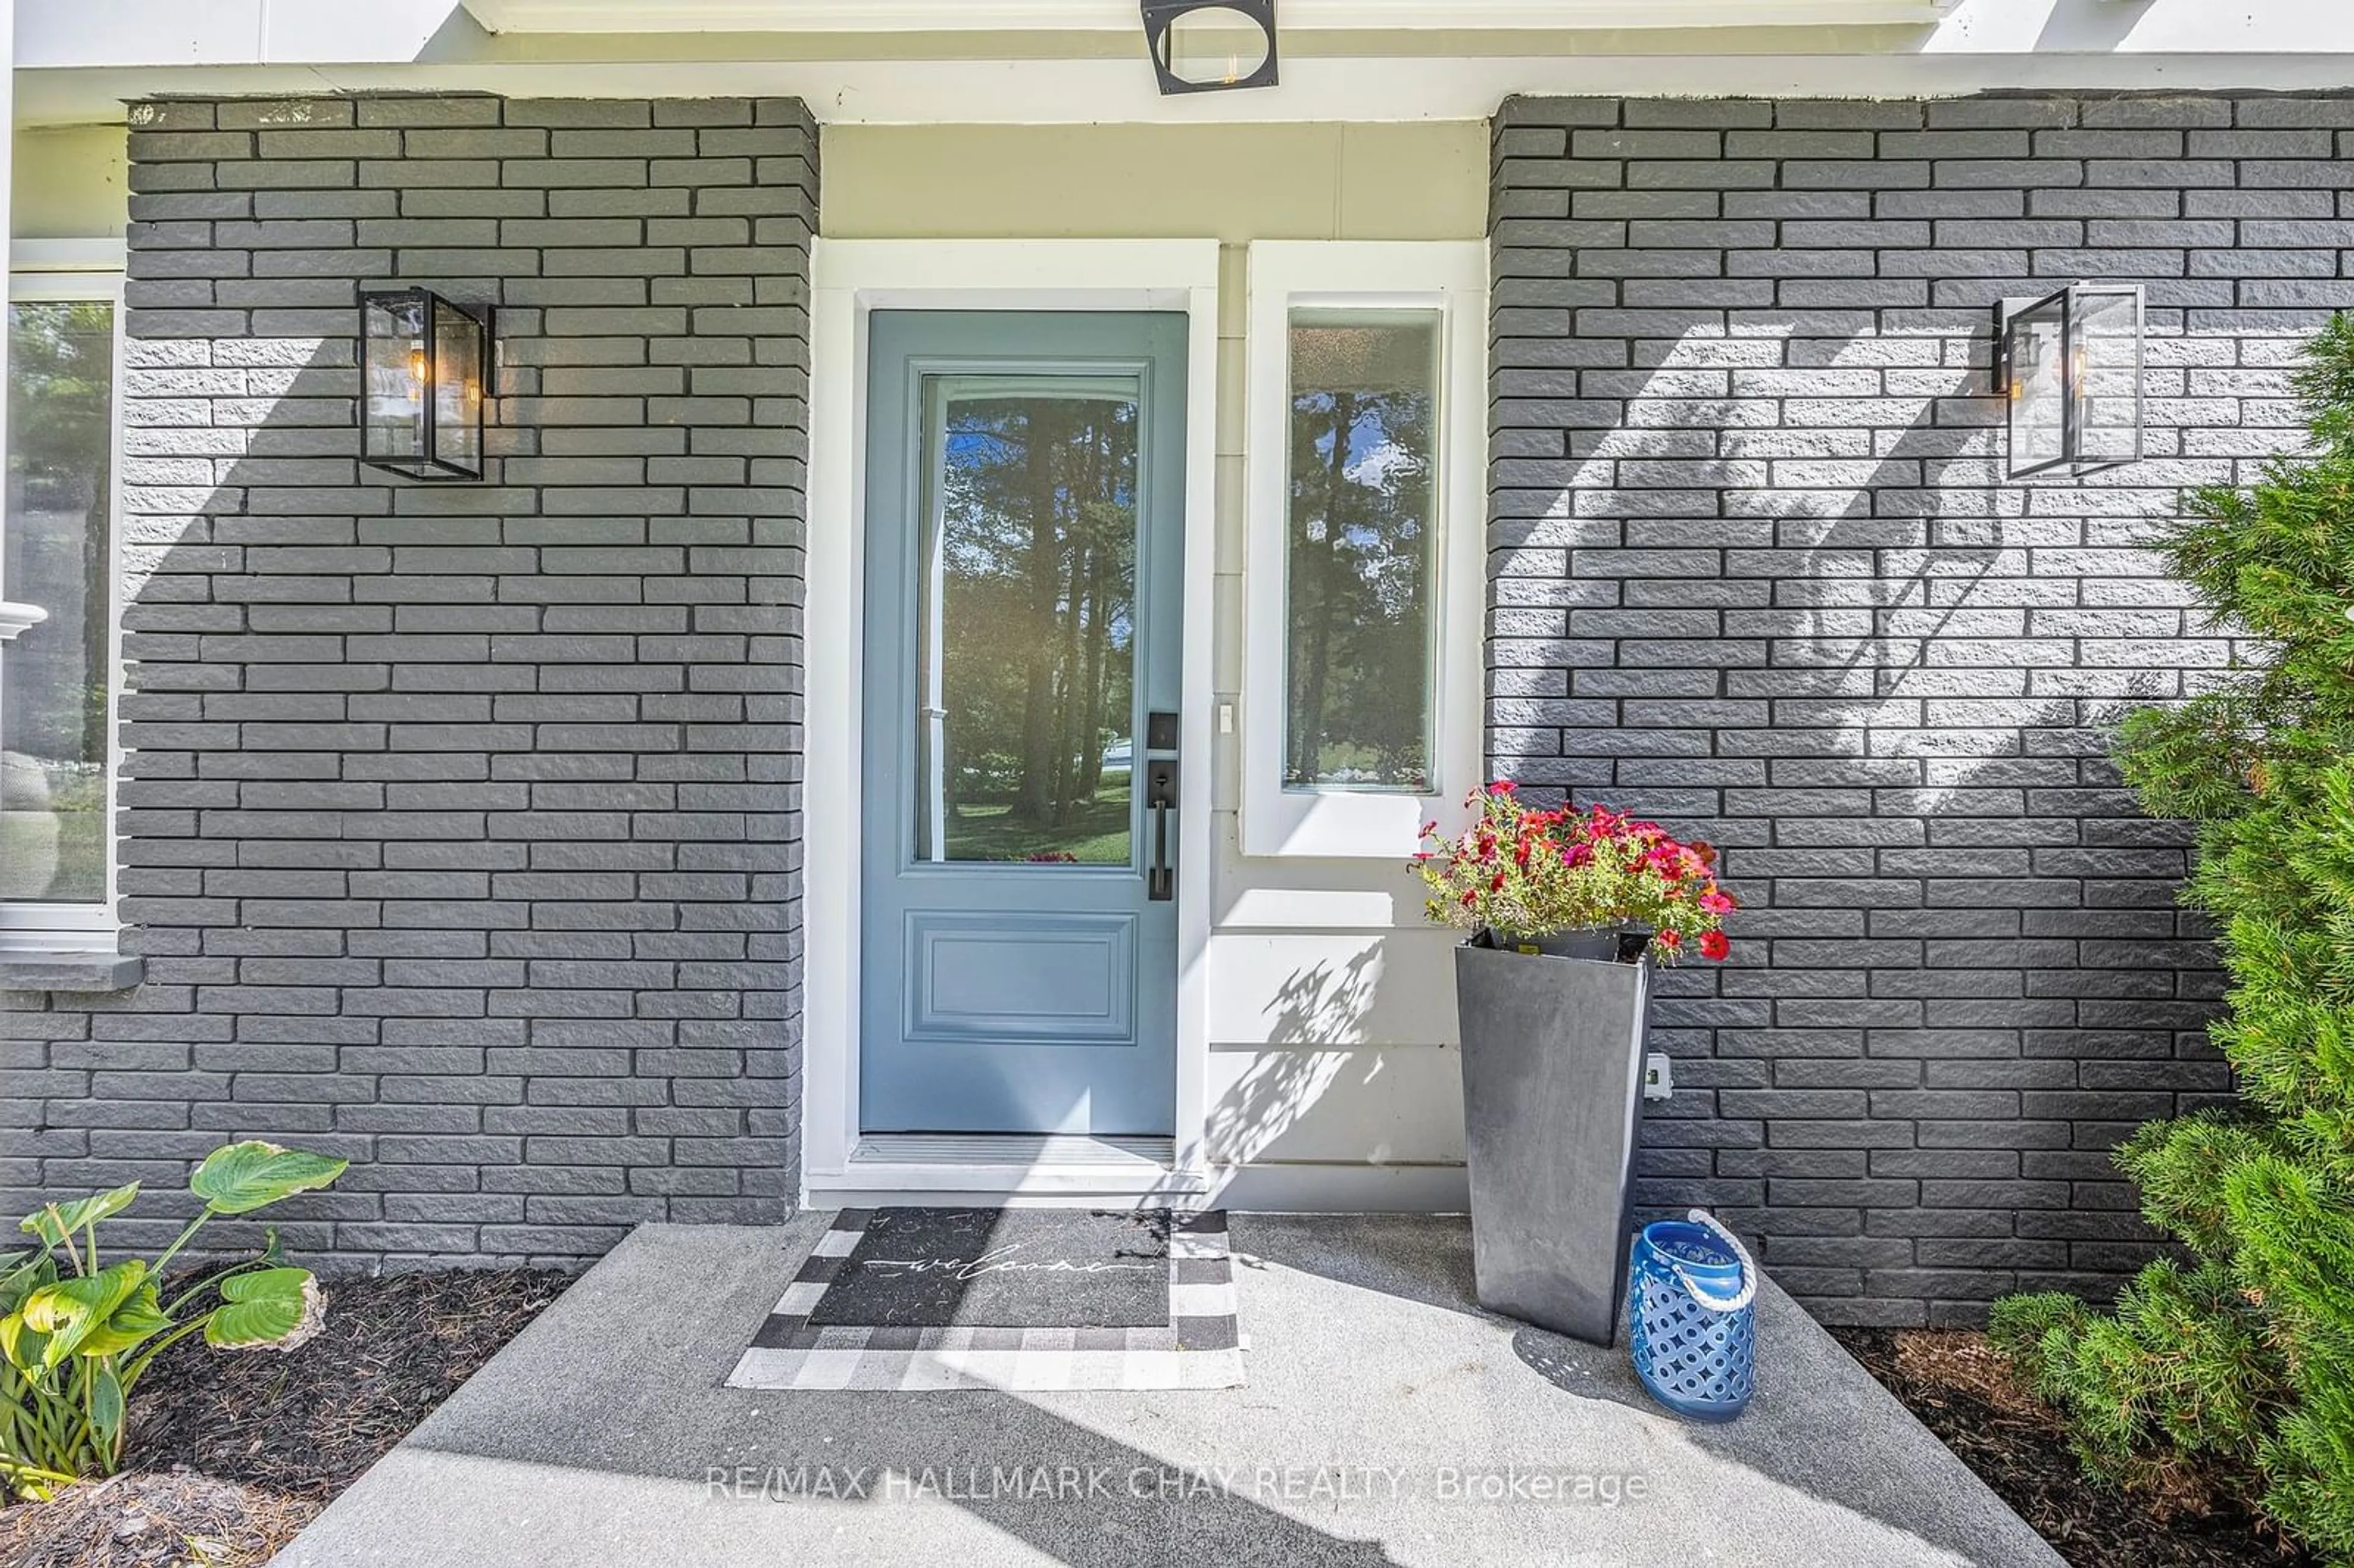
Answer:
top-left (726, 1208), bottom-right (1246, 1391)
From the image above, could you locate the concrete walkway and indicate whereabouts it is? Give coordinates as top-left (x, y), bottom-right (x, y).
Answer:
top-left (273, 1216), bottom-right (2061, 1568)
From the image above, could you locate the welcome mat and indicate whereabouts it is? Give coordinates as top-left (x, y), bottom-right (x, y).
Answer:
top-left (726, 1208), bottom-right (1244, 1391)
top-left (806, 1207), bottom-right (1174, 1328)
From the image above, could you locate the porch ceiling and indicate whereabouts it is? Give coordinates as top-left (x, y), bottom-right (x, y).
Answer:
top-left (15, 0), bottom-right (2354, 128)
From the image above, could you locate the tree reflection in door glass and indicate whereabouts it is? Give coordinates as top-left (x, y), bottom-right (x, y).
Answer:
top-left (916, 379), bottom-right (1141, 866)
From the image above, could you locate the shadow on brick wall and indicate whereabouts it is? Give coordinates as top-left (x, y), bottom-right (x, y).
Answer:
top-left (6, 91), bottom-right (815, 1271)
top-left (1483, 99), bottom-right (2279, 1319)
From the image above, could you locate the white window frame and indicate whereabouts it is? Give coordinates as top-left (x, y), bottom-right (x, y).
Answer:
top-left (1241, 239), bottom-right (1487, 860)
top-left (0, 241), bottom-right (129, 948)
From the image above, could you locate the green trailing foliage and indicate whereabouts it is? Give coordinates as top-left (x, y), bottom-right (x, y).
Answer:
top-left (1988, 314), bottom-right (2354, 1561)
top-left (0, 1141), bottom-right (346, 1501)
top-left (1995, 1255), bottom-right (2283, 1496)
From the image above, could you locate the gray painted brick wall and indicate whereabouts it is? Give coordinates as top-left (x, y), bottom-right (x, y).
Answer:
top-left (1487, 92), bottom-right (2345, 1325)
top-left (1, 95), bottom-right (814, 1267)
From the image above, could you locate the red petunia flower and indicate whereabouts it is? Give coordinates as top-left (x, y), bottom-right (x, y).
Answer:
top-left (1654, 929), bottom-right (1682, 953)
top-left (1699, 888), bottom-right (1735, 915)
top-left (1699, 930), bottom-right (1731, 961)
top-left (1563, 842), bottom-right (1594, 869)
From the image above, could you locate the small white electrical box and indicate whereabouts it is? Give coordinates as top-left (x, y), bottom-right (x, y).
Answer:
top-left (1642, 1052), bottom-right (1674, 1102)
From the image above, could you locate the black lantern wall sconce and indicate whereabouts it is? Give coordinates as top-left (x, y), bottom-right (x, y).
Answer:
top-left (1994, 283), bottom-right (2144, 480)
top-left (1141, 0), bottom-right (1278, 95)
top-left (360, 288), bottom-right (492, 482)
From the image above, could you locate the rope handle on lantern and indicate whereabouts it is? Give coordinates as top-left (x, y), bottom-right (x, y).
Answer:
top-left (1670, 1209), bottom-right (1758, 1314)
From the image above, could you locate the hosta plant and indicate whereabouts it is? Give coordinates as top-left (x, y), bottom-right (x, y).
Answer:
top-left (1415, 783), bottom-right (1737, 961)
top-left (0, 1141), bottom-right (346, 1500)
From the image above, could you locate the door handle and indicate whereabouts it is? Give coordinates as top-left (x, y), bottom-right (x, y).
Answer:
top-left (1145, 759), bottom-right (1178, 902)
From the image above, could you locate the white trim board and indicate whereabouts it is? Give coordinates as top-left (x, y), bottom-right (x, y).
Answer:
top-left (10, 240), bottom-right (128, 273)
top-left (27, 54), bottom-right (2354, 129)
top-left (465, 0), bottom-right (1955, 33)
top-left (812, 1161), bottom-right (1471, 1212)
top-left (802, 238), bottom-right (1222, 1206)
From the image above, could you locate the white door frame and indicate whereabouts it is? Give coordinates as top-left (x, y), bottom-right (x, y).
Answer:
top-left (801, 237), bottom-right (1221, 1203)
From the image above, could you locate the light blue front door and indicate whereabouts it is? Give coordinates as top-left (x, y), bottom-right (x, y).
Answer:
top-left (860, 311), bottom-right (1187, 1135)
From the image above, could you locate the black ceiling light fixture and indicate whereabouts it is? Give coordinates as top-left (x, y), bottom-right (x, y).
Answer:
top-left (360, 287), bottom-right (492, 482)
top-left (1141, 0), bottom-right (1279, 96)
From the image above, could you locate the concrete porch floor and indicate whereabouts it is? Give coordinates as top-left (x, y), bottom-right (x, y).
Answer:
top-left (272, 1215), bottom-right (2061, 1568)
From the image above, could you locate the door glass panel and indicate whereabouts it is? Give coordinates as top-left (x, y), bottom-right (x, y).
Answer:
top-left (1284, 309), bottom-right (1439, 794)
top-left (914, 375), bottom-right (1141, 867)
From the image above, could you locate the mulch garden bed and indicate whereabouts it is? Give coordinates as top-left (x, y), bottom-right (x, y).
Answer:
top-left (1831, 1326), bottom-right (2313, 1568)
top-left (0, 1267), bottom-right (569, 1568)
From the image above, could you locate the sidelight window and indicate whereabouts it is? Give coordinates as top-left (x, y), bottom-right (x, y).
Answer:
top-left (1242, 242), bottom-right (1486, 859)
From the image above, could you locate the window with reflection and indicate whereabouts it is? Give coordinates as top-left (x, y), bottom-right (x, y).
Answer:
top-left (914, 376), bottom-right (1141, 867)
top-left (2, 295), bottom-right (116, 910)
top-left (1283, 310), bottom-right (1438, 793)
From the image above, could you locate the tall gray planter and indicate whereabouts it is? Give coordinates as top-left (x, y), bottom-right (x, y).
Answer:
top-left (1454, 934), bottom-right (1651, 1345)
